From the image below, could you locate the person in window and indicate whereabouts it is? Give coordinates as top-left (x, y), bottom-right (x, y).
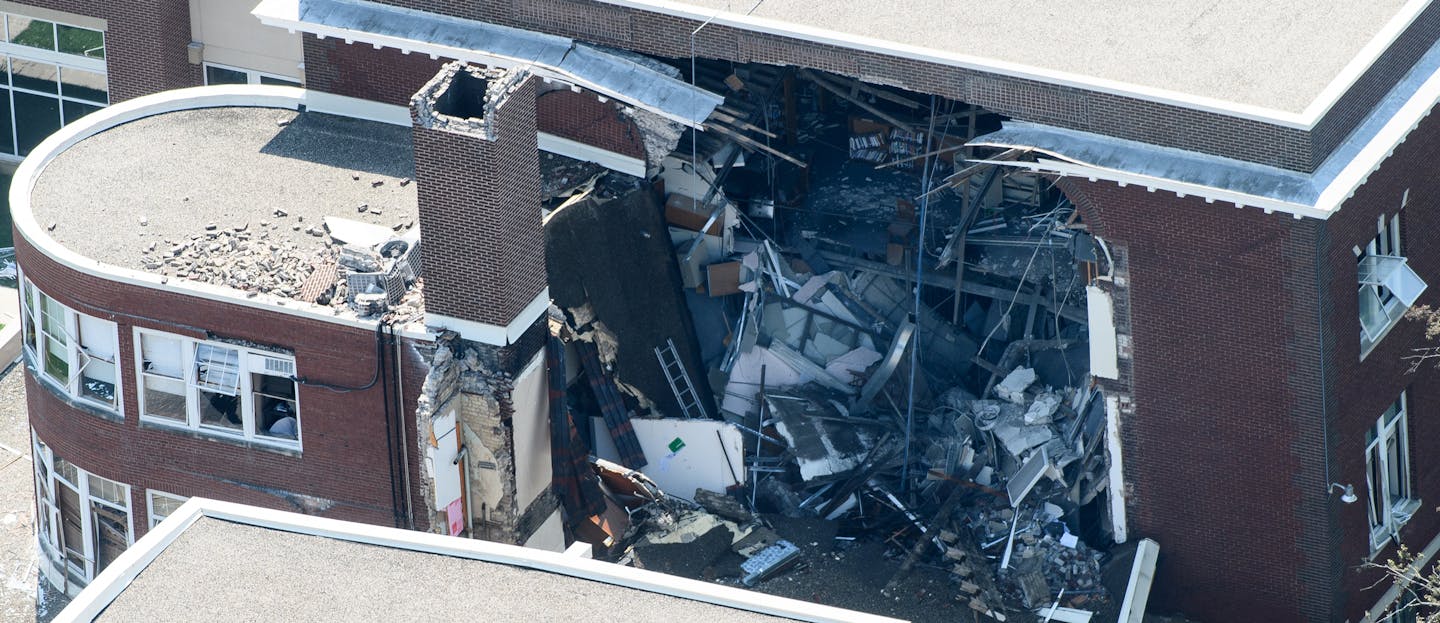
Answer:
top-left (264, 398), bottom-right (297, 439)
top-left (268, 415), bottom-right (297, 439)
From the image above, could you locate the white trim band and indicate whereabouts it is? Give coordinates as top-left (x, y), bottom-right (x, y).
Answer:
top-left (9, 85), bottom-right (431, 341)
top-left (592, 0), bottom-right (1432, 130)
top-left (55, 498), bottom-right (903, 623)
top-left (426, 288), bottom-right (551, 347)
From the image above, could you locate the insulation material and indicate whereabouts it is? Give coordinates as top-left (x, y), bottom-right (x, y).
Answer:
top-left (719, 345), bottom-right (807, 418)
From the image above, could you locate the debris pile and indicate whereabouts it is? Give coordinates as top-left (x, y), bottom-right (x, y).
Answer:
top-left (138, 214), bottom-right (424, 323)
top-left (535, 60), bottom-right (1143, 622)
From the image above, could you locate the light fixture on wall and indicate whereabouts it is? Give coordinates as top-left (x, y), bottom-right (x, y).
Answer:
top-left (1330, 483), bottom-right (1359, 504)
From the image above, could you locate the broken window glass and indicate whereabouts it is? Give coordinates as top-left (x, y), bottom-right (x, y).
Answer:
top-left (1366, 394), bottom-right (1412, 551)
top-left (1357, 212), bottom-right (1426, 350)
top-left (39, 294), bottom-right (69, 385)
top-left (77, 315), bottom-right (116, 407)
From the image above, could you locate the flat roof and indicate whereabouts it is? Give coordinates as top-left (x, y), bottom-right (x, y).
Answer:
top-left (60, 499), bottom-right (897, 623)
top-left (96, 518), bottom-right (791, 622)
top-left (29, 106), bottom-right (416, 299)
top-left (603, 0), bottom-right (1422, 117)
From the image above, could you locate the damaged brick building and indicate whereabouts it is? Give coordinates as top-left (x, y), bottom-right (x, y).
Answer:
top-left (8, 1), bottom-right (1440, 622)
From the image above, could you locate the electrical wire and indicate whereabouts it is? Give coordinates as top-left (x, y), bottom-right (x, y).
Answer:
top-left (901, 96), bottom-right (951, 489)
top-left (975, 204), bottom-right (1066, 359)
top-left (293, 318), bottom-right (391, 393)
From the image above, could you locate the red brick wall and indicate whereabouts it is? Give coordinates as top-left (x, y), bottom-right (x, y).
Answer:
top-left (1056, 106), bottom-right (1440, 622)
top-left (302, 34), bottom-right (449, 108)
top-left (536, 89), bottom-right (645, 161)
top-left (412, 73), bottom-right (548, 327)
top-left (302, 37), bottom-right (646, 162)
top-left (1322, 103), bottom-right (1440, 623)
top-left (15, 233), bottom-right (431, 537)
top-left (13, 0), bottom-right (200, 102)
top-left (1062, 179), bottom-right (1324, 621)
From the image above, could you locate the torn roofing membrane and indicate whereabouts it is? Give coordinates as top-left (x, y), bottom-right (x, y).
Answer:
top-left (968, 23), bottom-right (1440, 220)
top-left (258, 0), bottom-right (724, 126)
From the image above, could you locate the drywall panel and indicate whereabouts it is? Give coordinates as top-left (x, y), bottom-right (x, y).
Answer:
top-left (512, 352), bottom-right (552, 511)
top-left (1087, 285), bottom-right (1119, 380)
top-left (592, 417), bottom-right (745, 501)
top-left (430, 410), bottom-right (461, 511)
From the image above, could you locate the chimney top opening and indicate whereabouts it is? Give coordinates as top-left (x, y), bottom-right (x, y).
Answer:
top-left (435, 70), bottom-right (490, 120)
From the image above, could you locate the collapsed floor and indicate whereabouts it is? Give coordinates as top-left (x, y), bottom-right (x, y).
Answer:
top-left (537, 60), bottom-right (1149, 623)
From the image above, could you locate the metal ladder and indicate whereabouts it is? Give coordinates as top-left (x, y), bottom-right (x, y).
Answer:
top-left (655, 338), bottom-right (707, 419)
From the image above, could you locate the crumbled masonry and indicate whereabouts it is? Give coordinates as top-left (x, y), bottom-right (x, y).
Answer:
top-left (534, 60), bottom-right (1128, 622)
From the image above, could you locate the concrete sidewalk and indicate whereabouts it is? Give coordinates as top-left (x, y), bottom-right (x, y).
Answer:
top-left (0, 364), bottom-right (37, 621)
top-left (0, 286), bottom-right (17, 366)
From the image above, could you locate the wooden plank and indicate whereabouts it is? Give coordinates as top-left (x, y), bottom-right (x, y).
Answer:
top-left (708, 110), bottom-right (778, 139)
top-left (800, 69), bottom-right (916, 133)
top-left (704, 122), bottom-right (808, 168)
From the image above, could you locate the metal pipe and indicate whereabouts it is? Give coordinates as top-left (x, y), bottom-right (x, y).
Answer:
top-left (902, 95), bottom-right (941, 489)
top-left (454, 445), bottom-right (473, 536)
top-left (393, 324), bottom-right (414, 530)
top-left (751, 364), bottom-right (766, 509)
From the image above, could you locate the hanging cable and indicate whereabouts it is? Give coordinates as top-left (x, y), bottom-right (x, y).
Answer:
top-left (901, 95), bottom-right (948, 489)
top-left (293, 318), bottom-right (390, 393)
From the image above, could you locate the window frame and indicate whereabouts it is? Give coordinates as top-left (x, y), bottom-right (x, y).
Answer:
top-left (1366, 393), bottom-right (1419, 553)
top-left (18, 275), bottom-right (123, 414)
top-left (145, 490), bottom-right (189, 529)
top-left (133, 327), bottom-right (302, 451)
top-left (0, 11), bottom-right (107, 159)
top-left (1359, 212), bottom-right (1426, 355)
top-left (32, 432), bottom-right (133, 589)
top-left (201, 62), bottom-right (301, 87)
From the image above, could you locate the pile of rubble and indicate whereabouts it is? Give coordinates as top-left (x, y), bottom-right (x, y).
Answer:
top-left (138, 212), bottom-right (425, 323)
top-left (538, 64), bottom-right (1157, 622)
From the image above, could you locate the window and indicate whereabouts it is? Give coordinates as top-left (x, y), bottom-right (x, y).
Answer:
top-left (203, 62), bottom-right (300, 87)
top-left (18, 278), bottom-right (121, 411)
top-left (138, 333), bottom-right (185, 423)
top-left (1359, 213), bottom-right (1427, 351)
top-left (146, 491), bottom-right (189, 529)
top-left (135, 328), bottom-right (301, 449)
top-left (32, 433), bottom-right (132, 590)
top-left (0, 12), bottom-right (106, 157)
top-left (1367, 393), bottom-right (1418, 551)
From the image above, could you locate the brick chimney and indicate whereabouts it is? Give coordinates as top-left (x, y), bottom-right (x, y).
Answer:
top-left (410, 62), bottom-right (547, 346)
top-left (408, 63), bottom-right (560, 548)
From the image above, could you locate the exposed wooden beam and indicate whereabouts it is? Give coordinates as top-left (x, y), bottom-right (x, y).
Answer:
top-left (704, 122), bottom-right (808, 168)
top-left (800, 69), bottom-right (916, 133)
